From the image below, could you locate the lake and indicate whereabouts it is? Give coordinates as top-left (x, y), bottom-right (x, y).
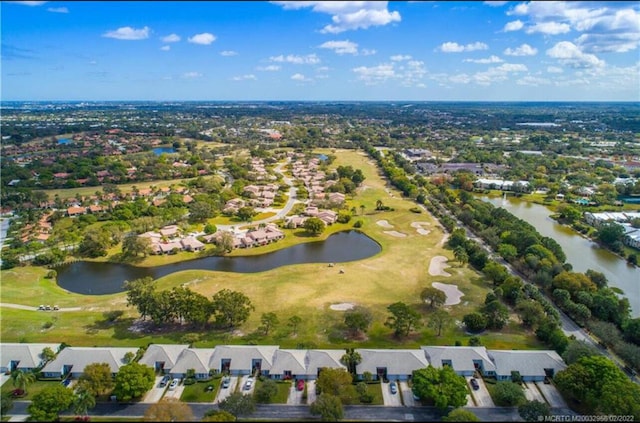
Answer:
top-left (481, 196), bottom-right (640, 317)
top-left (57, 138), bottom-right (71, 145)
top-left (56, 231), bottom-right (381, 295)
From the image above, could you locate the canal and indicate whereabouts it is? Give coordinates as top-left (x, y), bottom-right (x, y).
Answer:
top-left (481, 196), bottom-right (640, 317)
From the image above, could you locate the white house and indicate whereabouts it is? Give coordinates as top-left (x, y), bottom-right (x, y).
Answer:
top-left (487, 350), bottom-right (566, 381)
top-left (0, 343), bottom-right (61, 373)
top-left (355, 349), bottom-right (430, 381)
top-left (41, 347), bottom-right (138, 379)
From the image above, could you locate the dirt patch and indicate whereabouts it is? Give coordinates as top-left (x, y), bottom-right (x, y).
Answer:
top-left (376, 220), bottom-right (394, 229)
top-left (428, 256), bottom-right (451, 277)
top-left (432, 282), bottom-right (464, 305)
top-left (330, 302), bottom-right (356, 311)
top-left (383, 230), bottom-right (407, 238)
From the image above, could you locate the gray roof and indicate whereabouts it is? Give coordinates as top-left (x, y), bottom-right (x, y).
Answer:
top-left (269, 349), bottom-right (307, 375)
top-left (0, 343), bottom-right (61, 370)
top-left (422, 346), bottom-right (496, 373)
top-left (487, 350), bottom-right (566, 377)
top-left (209, 345), bottom-right (278, 372)
top-left (356, 349), bottom-right (429, 376)
top-left (306, 350), bottom-right (346, 374)
top-left (42, 347), bottom-right (138, 374)
top-left (172, 348), bottom-right (215, 375)
top-left (138, 344), bottom-right (189, 371)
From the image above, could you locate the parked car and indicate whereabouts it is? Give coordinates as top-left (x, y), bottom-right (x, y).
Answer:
top-left (221, 377), bottom-right (231, 389)
top-left (169, 378), bottom-right (179, 390)
top-left (297, 379), bottom-right (305, 391)
top-left (159, 375), bottom-right (171, 387)
top-left (244, 378), bottom-right (254, 390)
top-left (412, 391), bottom-right (420, 401)
top-left (38, 305), bottom-right (45, 310)
top-left (389, 381), bottom-right (397, 394)
top-left (470, 378), bottom-right (480, 391)
top-left (45, 305), bottom-right (52, 310)
top-left (53, 305), bottom-right (59, 310)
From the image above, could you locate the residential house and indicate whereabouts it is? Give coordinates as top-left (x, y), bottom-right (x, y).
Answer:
top-left (67, 206), bottom-right (87, 217)
top-left (209, 345), bottom-right (278, 376)
top-left (171, 348), bottom-right (215, 380)
top-left (269, 349), bottom-right (308, 380)
top-left (181, 237), bottom-right (205, 252)
top-left (138, 344), bottom-right (189, 374)
top-left (487, 350), bottom-right (566, 381)
top-left (306, 350), bottom-right (347, 378)
top-left (422, 346), bottom-right (496, 377)
top-left (0, 343), bottom-right (61, 373)
top-left (355, 349), bottom-right (429, 381)
top-left (42, 347), bottom-right (138, 379)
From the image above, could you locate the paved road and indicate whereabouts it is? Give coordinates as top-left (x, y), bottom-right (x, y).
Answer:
top-left (10, 400), bottom-right (578, 421)
top-left (0, 303), bottom-right (82, 312)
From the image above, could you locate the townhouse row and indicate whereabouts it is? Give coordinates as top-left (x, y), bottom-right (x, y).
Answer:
top-left (1, 343), bottom-right (566, 383)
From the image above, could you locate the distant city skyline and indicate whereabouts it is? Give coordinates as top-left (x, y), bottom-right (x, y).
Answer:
top-left (2, 1), bottom-right (639, 101)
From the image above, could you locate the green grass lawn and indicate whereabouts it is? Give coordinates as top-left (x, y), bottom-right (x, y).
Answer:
top-left (361, 383), bottom-right (383, 405)
top-left (1, 379), bottom-right (62, 399)
top-left (1, 149), bottom-right (542, 351)
top-left (180, 379), bottom-right (219, 402)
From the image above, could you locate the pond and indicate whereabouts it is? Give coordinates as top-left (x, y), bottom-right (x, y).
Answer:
top-left (55, 231), bottom-right (381, 295)
top-left (57, 138), bottom-right (71, 145)
top-left (152, 147), bottom-right (176, 155)
top-left (480, 195), bottom-right (640, 317)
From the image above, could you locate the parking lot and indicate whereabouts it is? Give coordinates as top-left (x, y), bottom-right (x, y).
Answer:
top-left (381, 381), bottom-right (403, 407)
top-left (522, 381), bottom-right (546, 403)
top-left (214, 376), bottom-right (238, 404)
top-left (535, 381), bottom-right (567, 407)
top-left (468, 377), bottom-right (495, 407)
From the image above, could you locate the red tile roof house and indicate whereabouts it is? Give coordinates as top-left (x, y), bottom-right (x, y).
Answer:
top-left (67, 206), bottom-right (87, 217)
top-left (285, 215), bottom-right (307, 229)
top-left (159, 225), bottom-right (180, 238)
top-left (181, 237), bottom-right (205, 252)
top-left (317, 210), bottom-right (338, 225)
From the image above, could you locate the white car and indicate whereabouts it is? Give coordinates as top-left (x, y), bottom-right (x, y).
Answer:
top-left (169, 378), bottom-right (179, 390)
top-left (244, 378), bottom-right (254, 390)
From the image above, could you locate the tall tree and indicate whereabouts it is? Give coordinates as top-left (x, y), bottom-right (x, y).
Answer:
top-left (288, 315), bottom-right (302, 335)
top-left (384, 302), bottom-right (421, 337)
top-left (428, 309), bottom-right (452, 337)
top-left (218, 392), bottom-right (256, 418)
top-left (343, 306), bottom-right (373, 336)
top-left (112, 362), bottom-right (155, 402)
top-left (420, 287), bottom-right (446, 309)
top-left (123, 276), bottom-right (156, 320)
top-left (492, 381), bottom-right (526, 406)
top-left (72, 388), bottom-right (96, 417)
top-left (518, 400), bottom-right (551, 422)
top-left (310, 393), bottom-right (344, 422)
top-left (259, 312), bottom-right (279, 336)
top-left (27, 385), bottom-right (74, 422)
top-left (211, 289), bottom-right (254, 329)
top-left (316, 368), bottom-right (353, 403)
top-left (412, 366), bottom-right (468, 410)
top-left (77, 363), bottom-right (114, 397)
top-left (443, 409), bottom-right (480, 422)
top-left (143, 398), bottom-right (194, 422)
top-left (340, 349), bottom-right (362, 378)
top-left (303, 217), bottom-right (325, 235)
top-left (11, 369), bottom-right (36, 394)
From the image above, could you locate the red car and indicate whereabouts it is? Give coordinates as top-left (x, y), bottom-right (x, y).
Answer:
top-left (297, 379), bottom-right (305, 391)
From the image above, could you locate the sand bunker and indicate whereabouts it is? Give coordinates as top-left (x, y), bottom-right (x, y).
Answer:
top-left (330, 303), bottom-right (355, 311)
top-left (376, 220), bottom-right (394, 229)
top-left (384, 230), bottom-right (407, 238)
top-left (428, 256), bottom-right (451, 277)
top-left (411, 221), bottom-right (431, 235)
top-left (432, 282), bottom-right (464, 305)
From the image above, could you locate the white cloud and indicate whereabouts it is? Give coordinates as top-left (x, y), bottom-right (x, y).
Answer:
top-left (316, 66), bottom-right (330, 72)
top-left (449, 73), bottom-right (472, 84)
top-left (103, 26), bottom-right (150, 40)
top-left (6, 1), bottom-right (47, 6)
top-left (547, 41), bottom-right (605, 68)
top-left (352, 63), bottom-right (396, 85)
top-left (162, 34), bottom-right (181, 43)
top-left (496, 63), bottom-right (528, 72)
top-left (319, 40), bottom-right (358, 55)
top-left (182, 71), bottom-right (203, 79)
top-left (89, 60), bottom-right (97, 65)
top-left (188, 33), bottom-right (216, 45)
top-left (47, 6), bottom-right (68, 13)
top-left (547, 66), bottom-right (563, 73)
top-left (291, 73), bottom-right (313, 82)
top-left (220, 50), bottom-right (238, 56)
top-left (526, 21), bottom-right (571, 35)
top-left (271, 1), bottom-right (401, 34)
top-left (503, 20), bottom-right (524, 32)
top-left (390, 54), bottom-right (412, 61)
top-left (463, 55), bottom-right (503, 64)
top-left (484, 1), bottom-right (508, 6)
top-left (517, 76), bottom-right (552, 86)
top-left (257, 65), bottom-right (281, 71)
top-left (504, 44), bottom-right (538, 56)
top-left (269, 54), bottom-right (320, 64)
top-left (160, 45), bottom-right (171, 51)
top-left (361, 48), bottom-right (376, 56)
top-left (438, 41), bottom-right (488, 53)
top-left (232, 74), bottom-right (257, 81)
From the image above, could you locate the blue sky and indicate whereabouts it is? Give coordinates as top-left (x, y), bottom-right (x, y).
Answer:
top-left (2, 1), bottom-right (639, 101)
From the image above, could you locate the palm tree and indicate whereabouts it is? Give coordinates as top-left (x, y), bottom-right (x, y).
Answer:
top-left (73, 388), bottom-right (96, 417)
top-left (11, 369), bottom-right (36, 394)
top-left (375, 199), bottom-right (384, 211)
top-left (359, 204), bottom-right (365, 216)
top-left (340, 348), bottom-right (362, 377)
top-left (453, 246), bottom-right (469, 266)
